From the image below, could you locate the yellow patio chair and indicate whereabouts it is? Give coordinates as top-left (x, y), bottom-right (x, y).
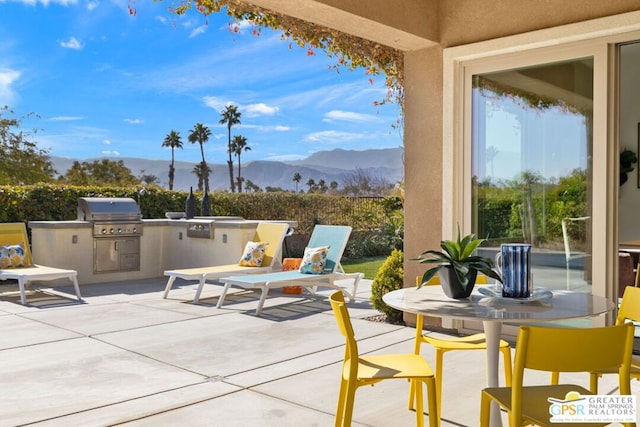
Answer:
top-left (588, 285), bottom-right (640, 392)
top-left (408, 275), bottom-right (512, 417)
top-left (329, 291), bottom-right (439, 427)
top-left (480, 323), bottom-right (635, 427)
top-left (0, 222), bottom-right (82, 305)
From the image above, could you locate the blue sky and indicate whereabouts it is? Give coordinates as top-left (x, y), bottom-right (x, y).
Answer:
top-left (0, 0), bottom-right (402, 164)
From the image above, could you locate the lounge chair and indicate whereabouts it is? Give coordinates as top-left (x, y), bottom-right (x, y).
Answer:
top-left (217, 225), bottom-right (363, 316)
top-left (163, 222), bottom-right (290, 303)
top-left (0, 222), bottom-right (82, 305)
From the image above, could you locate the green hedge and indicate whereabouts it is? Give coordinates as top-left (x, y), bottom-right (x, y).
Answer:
top-left (0, 184), bottom-right (394, 235)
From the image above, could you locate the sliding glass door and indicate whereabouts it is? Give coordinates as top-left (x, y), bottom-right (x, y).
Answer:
top-left (470, 59), bottom-right (593, 291)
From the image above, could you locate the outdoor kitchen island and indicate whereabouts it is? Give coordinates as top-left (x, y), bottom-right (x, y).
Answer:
top-left (28, 218), bottom-right (287, 285)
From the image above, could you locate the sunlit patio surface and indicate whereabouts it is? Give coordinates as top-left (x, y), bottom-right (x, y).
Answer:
top-left (0, 277), bottom-right (637, 426)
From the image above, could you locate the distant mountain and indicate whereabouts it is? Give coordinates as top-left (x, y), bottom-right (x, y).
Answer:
top-left (293, 148), bottom-right (403, 170)
top-left (50, 147), bottom-right (403, 192)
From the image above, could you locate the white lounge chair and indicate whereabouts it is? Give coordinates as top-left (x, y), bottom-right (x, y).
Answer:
top-left (0, 222), bottom-right (82, 305)
top-left (163, 221), bottom-right (289, 303)
top-left (218, 225), bottom-right (363, 316)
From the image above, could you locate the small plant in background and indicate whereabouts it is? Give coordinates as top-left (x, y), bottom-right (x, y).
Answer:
top-left (370, 249), bottom-right (404, 324)
top-left (344, 195), bottom-right (404, 258)
top-left (620, 149), bottom-right (638, 186)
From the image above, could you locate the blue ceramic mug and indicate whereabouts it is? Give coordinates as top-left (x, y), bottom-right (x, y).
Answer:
top-left (495, 244), bottom-right (532, 298)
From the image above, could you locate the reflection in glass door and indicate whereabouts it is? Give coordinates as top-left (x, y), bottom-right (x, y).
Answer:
top-left (471, 58), bottom-right (593, 291)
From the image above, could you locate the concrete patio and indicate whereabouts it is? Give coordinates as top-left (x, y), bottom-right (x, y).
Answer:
top-left (0, 278), bottom-right (636, 426)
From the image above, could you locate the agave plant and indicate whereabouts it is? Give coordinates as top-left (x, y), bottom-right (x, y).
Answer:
top-left (414, 228), bottom-right (502, 289)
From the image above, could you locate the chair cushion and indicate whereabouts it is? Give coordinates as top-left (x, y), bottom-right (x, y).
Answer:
top-left (238, 241), bottom-right (269, 267)
top-left (299, 246), bottom-right (330, 274)
top-left (0, 243), bottom-right (31, 268)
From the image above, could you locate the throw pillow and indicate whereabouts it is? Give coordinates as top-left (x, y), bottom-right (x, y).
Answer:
top-left (299, 246), bottom-right (330, 274)
top-left (238, 241), bottom-right (269, 267)
top-left (0, 243), bottom-right (30, 268)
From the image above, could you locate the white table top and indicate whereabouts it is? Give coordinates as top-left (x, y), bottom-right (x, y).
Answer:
top-left (383, 285), bottom-right (614, 323)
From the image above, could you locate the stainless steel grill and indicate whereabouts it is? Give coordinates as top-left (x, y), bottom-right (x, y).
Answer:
top-left (78, 197), bottom-right (143, 237)
top-left (77, 197), bottom-right (143, 273)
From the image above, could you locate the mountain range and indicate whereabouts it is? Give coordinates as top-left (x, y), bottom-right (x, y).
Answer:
top-left (50, 147), bottom-right (404, 192)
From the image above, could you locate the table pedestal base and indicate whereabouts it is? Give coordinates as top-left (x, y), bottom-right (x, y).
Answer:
top-left (483, 321), bottom-right (504, 427)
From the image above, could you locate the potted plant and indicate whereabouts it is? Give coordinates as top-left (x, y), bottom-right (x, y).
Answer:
top-left (413, 228), bottom-right (502, 299)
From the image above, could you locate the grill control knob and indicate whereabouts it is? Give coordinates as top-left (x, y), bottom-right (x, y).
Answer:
top-left (110, 228), bottom-right (115, 234)
top-left (102, 229), bottom-right (107, 235)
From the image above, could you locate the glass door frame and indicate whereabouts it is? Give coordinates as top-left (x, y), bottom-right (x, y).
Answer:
top-left (442, 19), bottom-right (640, 306)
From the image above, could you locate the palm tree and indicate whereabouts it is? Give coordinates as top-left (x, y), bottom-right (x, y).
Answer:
top-left (161, 130), bottom-right (183, 190)
top-left (191, 163), bottom-right (212, 192)
top-left (317, 179), bottom-right (327, 194)
top-left (231, 135), bottom-right (250, 192)
top-left (485, 146), bottom-right (499, 178)
top-left (244, 179), bottom-right (262, 193)
top-left (192, 165), bottom-right (204, 192)
top-left (292, 172), bottom-right (301, 193)
top-left (188, 123), bottom-right (212, 192)
top-left (306, 178), bottom-right (316, 193)
top-left (219, 104), bottom-right (242, 192)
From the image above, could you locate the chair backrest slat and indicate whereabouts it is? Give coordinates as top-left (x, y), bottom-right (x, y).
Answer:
top-left (0, 222), bottom-right (34, 266)
top-left (307, 225), bottom-right (352, 273)
top-left (515, 323), bottom-right (634, 374)
top-left (329, 291), bottom-right (358, 357)
top-left (617, 285), bottom-right (640, 324)
top-left (253, 222), bottom-right (289, 268)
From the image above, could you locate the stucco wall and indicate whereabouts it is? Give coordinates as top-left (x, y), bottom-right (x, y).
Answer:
top-left (403, 45), bottom-right (443, 325)
top-left (245, 0), bottom-right (437, 50)
top-left (439, 1), bottom-right (640, 48)
top-left (249, 0), bottom-right (640, 51)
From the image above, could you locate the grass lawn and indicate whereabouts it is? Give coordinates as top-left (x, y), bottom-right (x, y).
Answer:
top-left (341, 256), bottom-right (386, 279)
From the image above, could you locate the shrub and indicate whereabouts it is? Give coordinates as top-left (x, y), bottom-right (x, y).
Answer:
top-left (344, 198), bottom-right (404, 258)
top-left (0, 185), bottom-right (392, 233)
top-left (370, 249), bottom-right (404, 324)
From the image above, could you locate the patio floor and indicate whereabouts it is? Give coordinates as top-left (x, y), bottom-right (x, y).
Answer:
top-left (0, 277), bottom-right (637, 426)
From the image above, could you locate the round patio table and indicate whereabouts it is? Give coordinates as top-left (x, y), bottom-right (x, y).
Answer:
top-left (383, 285), bottom-right (614, 427)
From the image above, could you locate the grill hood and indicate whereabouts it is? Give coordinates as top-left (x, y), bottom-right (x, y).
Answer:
top-left (77, 197), bottom-right (142, 222)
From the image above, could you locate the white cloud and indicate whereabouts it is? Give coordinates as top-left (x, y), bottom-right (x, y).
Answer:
top-left (243, 124), bottom-right (290, 132)
top-left (228, 20), bottom-right (254, 34)
top-left (103, 139), bottom-right (111, 145)
top-left (304, 130), bottom-right (367, 144)
top-left (203, 96), bottom-right (229, 112)
top-left (202, 97), bottom-right (279, 118)
top-left (244, 102), bottom-right (279, 117)
top-left (101, 150), bottom-right (120, 156)
top-left (323, 110), bottom-right (378, 123)
top-left (48, 116), bottom-right (83, 121)
top-left (263, 153), bottom-right (306, 162)
top-left (133, 34), bottom-right (286, 93)
top-left (86, 1), bottom-right (98, 11)
top-left (60, 37), bottom-right (83, 50)
top-left (189, 25), bottom-right (207, 38)
top-left (124, 118), bottom-right (143, 124)
top-left (0, 68), bottom-right (21, 104)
